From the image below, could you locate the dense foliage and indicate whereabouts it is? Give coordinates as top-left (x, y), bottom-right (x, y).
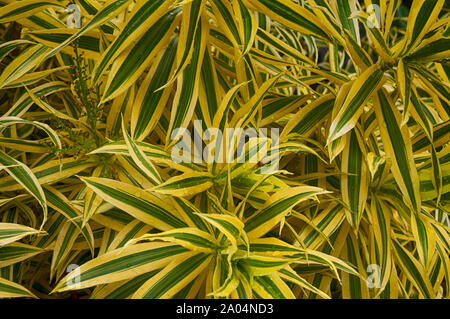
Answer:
top-left (0, 0), bottom-right (449, 299)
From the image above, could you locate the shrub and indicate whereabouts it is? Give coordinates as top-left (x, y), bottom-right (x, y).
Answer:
top-left (0, 0), bottom-right (448, 299)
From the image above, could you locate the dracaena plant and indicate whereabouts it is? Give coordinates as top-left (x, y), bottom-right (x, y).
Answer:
top-left (0, 0), bottom-right (449, 299)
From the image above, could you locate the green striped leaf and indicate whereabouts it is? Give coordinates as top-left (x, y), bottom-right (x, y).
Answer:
top-left (373, 89), bottom-right (421, 213)
top-left (131, 37), bottom-right (178, 141)
top-left (247, 0), bottom-right (330, 40)
top-left (122, 120), bottom-right (162, 185)
top-left (50, 220), bottom-right (80, 279)
top-left (0, 44), bottom-right (49, 89)
top-left (151, 172), bottom-right (214, 197)
top-left (101, 9), bottom-right (180, 103)
top-left (406, 38), bottom-right (450, 63)
top-left (392, 239), bottom-right (434, 298)
top-left (53, 242), bottom-right (189, 293)
top-left (369, 196), bottom-right (392, 297)
top-left (0, 40), bottom-right (34, 62)
top-left (400, 0), bottom-right (445, 55)
top-left (341, 129), bottom-right (369, 228)
top-left (0, 277), bottom-right (37, 298)
top-left (132, 252), bottom-right (211, 299)
top-left (129, 228), bottom-right (217, 253)
top-left (0, 151), bottom-right (47, 226)
top-left (244, 186), bottom-right (329, 238)
top-left (0, 242), bottom-right (44, 268)
top-left (328, 65), bottom-right (385, 143)
top-left (80, 177), bottom-right (187, 230)
top-left (92, 0), bottom-right (174, 84)
top-left (43, 186), bottom-right (95, 255)
top-left (0, 223), bottom-right (42, 247)
top-left (0, 157), bottom-right (96, 192)
top-left (0, 116), bottom-right (61, 149)
top-left (166, 12), bottom-right (207, 146)
top-left (281, 94), bottom-right (334, 139)
top-left (0, 0), bottom-right (65, 23)
top-left (44, 0), bottom-right (132, 59)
